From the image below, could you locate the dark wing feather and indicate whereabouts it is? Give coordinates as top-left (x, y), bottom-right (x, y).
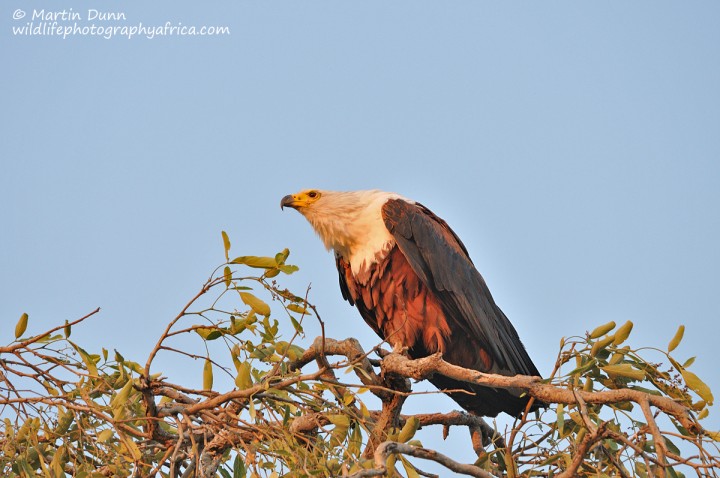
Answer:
top-left (381, 198), bottom-right (540, 378)
top-left (336, 253), bottom-right (354, 305)
top-left (336, 253), bottom-right (385, 338)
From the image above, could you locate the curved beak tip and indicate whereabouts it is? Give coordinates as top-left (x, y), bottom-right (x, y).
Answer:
top-left (280, 195), bottom-right (294, 211)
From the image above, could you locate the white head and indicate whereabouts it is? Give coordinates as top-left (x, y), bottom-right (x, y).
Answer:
top-left (281, 189), bottom-right (406, 271)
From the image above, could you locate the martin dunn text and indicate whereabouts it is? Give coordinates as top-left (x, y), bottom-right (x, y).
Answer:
top-left (32, 9), bottom-right (127, 22)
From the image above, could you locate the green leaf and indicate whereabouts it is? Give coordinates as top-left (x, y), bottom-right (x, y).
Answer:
top-left (69, 341), bottom-right (98, 376)
top-left (591, 334), bottom-right (615, 357)
top-left (609, 351), bottom-right (626, 365)
top-left (285, 344), bottom-right (305, 361)
top-left (35, 333), bottom-right (57, 343)
top-left (398, 416), bottom-right (420, 443)
top-left (602, 364), bottom-right (646, 381)
top-left (538, 454), bottom-right (564, 467)
top-left (222, 231), bottom-right (231, 261)
top-left (235, 362), bottom-right (253, 389)
top-left (195, 327), bottom-right (223, 341)
top-left (97, 429), bottom-right (114, 443)
top-left (124, 360), bottom-right (144, 375)
top-left (556, 403), bottom-right (565, 437)
top-left (400, 455), bottom-right (421, 478)
top-left (327, 414), bottom-right (350, 428)
top-left (277, 264), bottom-right (299, 275)
top-left (110, 378), bottom-right (135, 409)
top-left (54, 408), bottom-right (74, 435)
top-left (18, 457), bottom-right (35, 477)
top-left (664, 436), bottom-right (681, 455)
top-left (203, 358), bottom-right (213, 390)
top-left (682, 369), bottom-right (714, 405)
top-left (575, 427), bottom-right (587, 445)
top-left (668, 355), bottom-right (684, 373)
top-left (239, 292), bottom-right (271, 316)
top-left (275, 248), bottom-right (290, 265)
top-left (635, 462), bottom-right (648, 478)
top-left (668, 325), bottom-right (685, 352)
top-left (229, 321), bottom-right (245, 336)
top-left (64, 319), bottom-right (71, 339)
top-left (232, 455), bottom-right (246, 478)
top-left (223, 266), bottom-right (232, 288)
top-left (612, 321), bottom-right (633, 345)
top-left (15, 312), bottom-right (29, 338)
top-left (289, 315), bottom-right (304, 334)
top-left (287, 303), bottom-right (311, 316)
top-left (589, 321), bottom-right (616, 339)
top-left (566, 358), bottom-right (598, 377)
top-left (50, 444), bottom-right (66, 476)
top-left (343, 392), bottom-right (355, 406)
top-left (348, 425), bottom-right (363, 456)
top-left (627, 385), bottom-right (662, 396)
top-left (230, 256), bottom-right (277, 269)
top-left (123, 436), bottom-right (142, 460)
top-left (275, 341), bottom-right (290, 356)
top-left (666, 465), bottom-right (682, 478)
top-left (328, 414), bottom-right (350, 446)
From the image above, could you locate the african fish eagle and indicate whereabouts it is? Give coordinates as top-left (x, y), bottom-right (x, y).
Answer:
top-left (281, 189), bottom-right (541, 417)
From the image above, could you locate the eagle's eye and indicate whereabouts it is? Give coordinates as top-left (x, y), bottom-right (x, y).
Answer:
top-left (308, 191), bottom-right (319, 199)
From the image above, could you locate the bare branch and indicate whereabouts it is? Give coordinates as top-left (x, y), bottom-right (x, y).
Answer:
top-left (380, 351), bottom-right (703, 435)
top-left (372, 441), bottom-right (498, 478)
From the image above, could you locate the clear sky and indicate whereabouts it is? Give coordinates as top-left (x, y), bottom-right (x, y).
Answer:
top-left (2, 0), bottom-right (719, 472)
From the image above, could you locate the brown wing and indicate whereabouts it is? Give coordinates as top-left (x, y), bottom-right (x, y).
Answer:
top-left (334, 198), bottom-right (542, 416)
top-left (380, 199), bottom-right (540, 378)
top-left (336, 249), bottom-right (535, 416)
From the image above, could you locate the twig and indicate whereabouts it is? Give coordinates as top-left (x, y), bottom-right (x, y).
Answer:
top-left (144, 277), bottom-right (223, 377)
top-left (372, 441), bottom-right (497, 478)
top-left (0, 307), bottom-right (101, 354)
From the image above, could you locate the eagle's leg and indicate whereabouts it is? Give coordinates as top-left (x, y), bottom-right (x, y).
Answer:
top-left (391, 341), bottom-right (408, 355)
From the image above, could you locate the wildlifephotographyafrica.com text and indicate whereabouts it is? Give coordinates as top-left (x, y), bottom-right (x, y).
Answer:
top-left (10, 8), bottom-right (230, 39)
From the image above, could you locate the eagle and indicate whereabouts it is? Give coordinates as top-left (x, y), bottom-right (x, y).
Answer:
top-left (281, 189), bottom-right (541, 417)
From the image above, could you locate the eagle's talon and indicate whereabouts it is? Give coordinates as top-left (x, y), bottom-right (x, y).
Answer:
top-left (391, 342), bottom-right (408, 356)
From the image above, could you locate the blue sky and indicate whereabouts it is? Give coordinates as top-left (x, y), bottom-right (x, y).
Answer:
top-left (2, 0), bottom-right (719, 470)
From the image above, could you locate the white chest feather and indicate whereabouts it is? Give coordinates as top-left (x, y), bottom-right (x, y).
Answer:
top-left (328, 195), bottom-right (396, 276)
top-left (302, 191), bottom-right (406, 277)
top-left (347, 216), bottom-right (395, 276)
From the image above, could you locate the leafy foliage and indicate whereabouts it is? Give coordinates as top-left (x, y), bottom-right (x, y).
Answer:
top-left (1, 234), bottom-right (718, 477)
top-left (498, 321), bottom-right (717, 477)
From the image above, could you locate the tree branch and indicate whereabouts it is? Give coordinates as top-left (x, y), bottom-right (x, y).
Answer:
top-left (365, 441), bottom-right (498, 478)
top-left (380, 351), bottom-right (702, 435)
top-left (0, 307), bottom-right (100, 354)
